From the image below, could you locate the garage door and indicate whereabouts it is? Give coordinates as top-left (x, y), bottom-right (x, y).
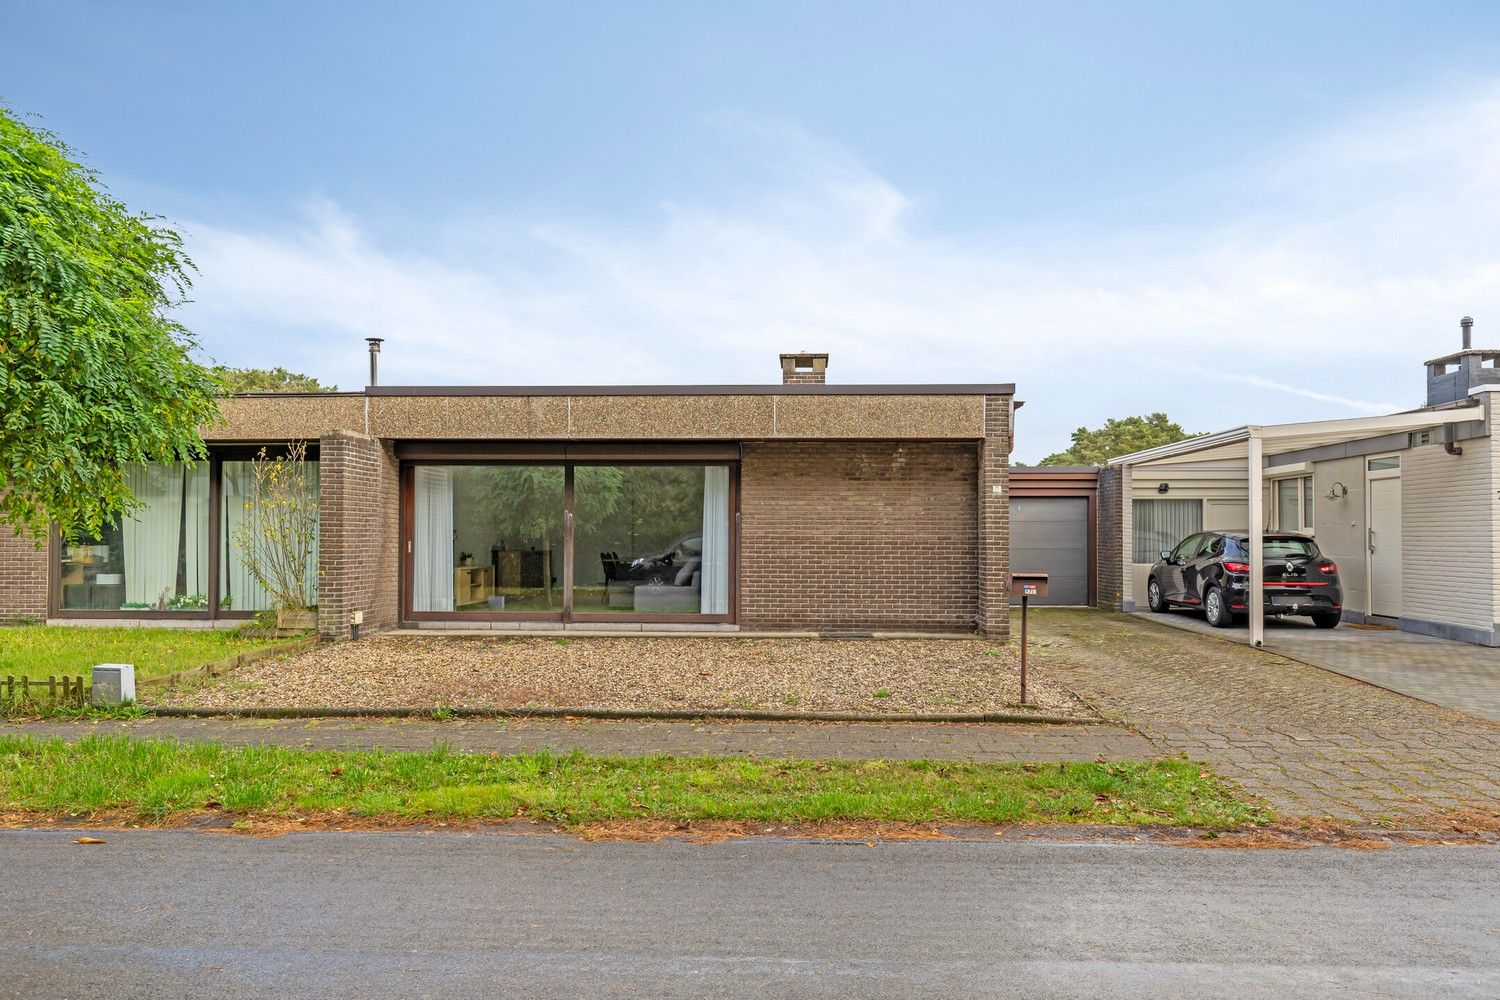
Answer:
top-left (1011, 497), bottom-right (1090, 605)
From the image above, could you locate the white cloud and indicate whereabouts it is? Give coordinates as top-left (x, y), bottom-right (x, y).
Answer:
top-left (177, 83), bottom-right (1500, 456)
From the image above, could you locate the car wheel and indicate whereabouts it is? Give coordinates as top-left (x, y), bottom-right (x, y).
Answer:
top-left (643, 572), bottom-right (668, 586)
top-left (1312, 612), bottom-right (1342, 629)
top-left (1204, 586), bottom-right (1234, 628)
top-left (1147, 578), bottom-right (1168, 613)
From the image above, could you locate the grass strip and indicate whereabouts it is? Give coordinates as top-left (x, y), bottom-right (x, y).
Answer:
top-left (0, 626), bottom-right (293, 682)
top-left (0, 735), bottom-right (1267, 829)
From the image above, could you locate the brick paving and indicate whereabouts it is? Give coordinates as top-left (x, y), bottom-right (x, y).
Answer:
top-left (1033, 611), bottom-right (1500, 821)
top-left (1135, 610), bottom-right (1500, 722)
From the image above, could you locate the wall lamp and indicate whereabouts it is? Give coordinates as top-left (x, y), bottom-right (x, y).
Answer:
top-left (1325, 482), bottom-right (1349, 500)
top-left (1156, 483), bottom-right (1170, 494)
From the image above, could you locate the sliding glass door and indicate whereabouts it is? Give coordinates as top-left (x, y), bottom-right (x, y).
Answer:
top-left (410, 465), bottom-right (564, 613)
top-left (572, 465), bottom-right (730, 617)
top-left (405, 461), bottom-right (734, 621)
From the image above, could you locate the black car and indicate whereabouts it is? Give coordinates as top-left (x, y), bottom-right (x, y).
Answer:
top-left (1146, 531), bottom-right (1343, 629)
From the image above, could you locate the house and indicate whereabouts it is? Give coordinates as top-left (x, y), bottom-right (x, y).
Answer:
top-left (0, 351), bottom-right (1018, 640)
top-left (1099, 319), bottom-right (1500, 647)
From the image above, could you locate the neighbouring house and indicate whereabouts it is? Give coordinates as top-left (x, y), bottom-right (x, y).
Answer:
top-left (0, 351), bottom-right (1018, 639)
top-left (1099, 319), bottom-right (1500, 647)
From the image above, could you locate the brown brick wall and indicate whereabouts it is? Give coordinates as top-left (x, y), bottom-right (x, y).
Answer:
top-left (0, 523), bottom-right (49, 623)
top-left (318, 432), bottom-right (400, 640)
top-left (1096, 466), bottom-right (1124, 610)
top-left (976, 396), bottom-right (1012, 638)
top-left (739, 441), bottom-right (980, 631)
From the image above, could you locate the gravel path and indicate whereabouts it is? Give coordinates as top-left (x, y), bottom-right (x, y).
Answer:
top-left (153, 635), bottom-right (1088, 717)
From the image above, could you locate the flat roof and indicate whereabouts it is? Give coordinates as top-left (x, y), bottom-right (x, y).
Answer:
top-left (228, 383), bottom-right (1016, 399)
top-left (362, 383), bottom-right (1015, 397)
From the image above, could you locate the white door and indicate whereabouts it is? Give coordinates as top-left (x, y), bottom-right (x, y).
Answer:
top-left (1368, 475), bottom-right (1402, 619)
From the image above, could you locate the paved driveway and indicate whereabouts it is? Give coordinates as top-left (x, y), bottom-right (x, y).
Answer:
top-left (1033, 611), bottom-right (1500, 821)
top-left (1132, 610), bottom-right (1500, 723)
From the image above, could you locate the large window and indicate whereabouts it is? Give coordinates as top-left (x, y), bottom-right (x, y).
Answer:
top-left (56, 452), bottom-right (318, 616)
top-left (1132, 499), bottom-right (1202, 563)
top-left (60, 463), bottom-right (210, 612)
top-left (220, 459), bottom-right (321, 612)
top-left (408, 462), bottom-right (733, 619)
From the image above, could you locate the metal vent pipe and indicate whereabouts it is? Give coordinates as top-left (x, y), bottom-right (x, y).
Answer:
top-left (366, 337), bottom-right (385, 386)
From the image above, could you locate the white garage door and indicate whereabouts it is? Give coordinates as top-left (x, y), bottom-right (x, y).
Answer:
top-left (1011, 497), bottom-right (1090, 606)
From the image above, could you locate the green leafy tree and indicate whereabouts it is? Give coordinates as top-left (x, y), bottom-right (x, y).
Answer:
top-left (1039, 413), bottom-right (1200, 466)
top-left (1, 105), bottom-right (221, 540)
top-left (213, 366), bottom-right (337, 393)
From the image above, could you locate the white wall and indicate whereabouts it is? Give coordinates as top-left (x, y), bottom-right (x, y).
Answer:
top-left (1401, 437), bottom-right (1494, 632)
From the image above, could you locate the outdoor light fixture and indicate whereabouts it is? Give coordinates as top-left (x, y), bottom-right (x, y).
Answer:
top-left (1325, 481), bottom-right (1349, 500)
top-left (1156, 482), bottom-right (1170, 494)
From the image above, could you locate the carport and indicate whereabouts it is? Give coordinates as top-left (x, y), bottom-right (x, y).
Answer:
top-left (1108, 407), bottom-right (1485, 648)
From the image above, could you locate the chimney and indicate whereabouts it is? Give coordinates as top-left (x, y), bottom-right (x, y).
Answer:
top-left (1426, 317), bottom-right (1500, 406)
top-left (366, 337), bottom-right (384, 387)
top-left (780, 352), bottom-right (829, 386)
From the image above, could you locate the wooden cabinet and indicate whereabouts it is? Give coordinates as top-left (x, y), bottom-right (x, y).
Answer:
top-left (454, 565), bottom-right (494, 607)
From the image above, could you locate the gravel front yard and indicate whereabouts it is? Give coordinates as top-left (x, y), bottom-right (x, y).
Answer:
top-left (154, 635), bottom-right (1090, 718)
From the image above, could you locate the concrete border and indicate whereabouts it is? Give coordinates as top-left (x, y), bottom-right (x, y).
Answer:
top-left (149, 705), bottom-right (1101, 726)
top-left (138, 637), bottom-right (320, 691)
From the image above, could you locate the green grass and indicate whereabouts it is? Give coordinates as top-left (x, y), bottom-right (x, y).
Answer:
top-left (0, 626), bottom-right (294, 682)
top-left (0, 735), bottom-right (1268, 829)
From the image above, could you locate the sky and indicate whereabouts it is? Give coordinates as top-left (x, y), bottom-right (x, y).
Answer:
top-left (6, 1), bottom-right (1500, 461)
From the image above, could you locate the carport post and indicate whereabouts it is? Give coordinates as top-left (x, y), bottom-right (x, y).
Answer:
top-left (1247, 427), bottom-right (1265, 648)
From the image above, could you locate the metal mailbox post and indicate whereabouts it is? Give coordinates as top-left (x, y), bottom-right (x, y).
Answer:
top-left (1007, 573), bottom-right (1049, 705)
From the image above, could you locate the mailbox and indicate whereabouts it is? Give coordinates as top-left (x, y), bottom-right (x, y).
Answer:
top-left (1008, 572), bottom-right (1049, 599)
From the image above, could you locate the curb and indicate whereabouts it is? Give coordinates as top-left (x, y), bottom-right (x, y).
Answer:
top-left (148, 705), bottom-right (1102, 726)
top-left (139, 636), bottom-right (321, 692)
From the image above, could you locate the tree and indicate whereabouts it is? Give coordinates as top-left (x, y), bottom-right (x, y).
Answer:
top-left (1039, 413), bottom-right (1200, 466)
top-left (1, 105), bottom-right (221, 541)
top-left (213, 366), bottom-right (337, 393)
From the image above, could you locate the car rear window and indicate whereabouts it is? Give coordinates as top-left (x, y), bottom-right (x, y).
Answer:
top-left (1224, 537), bottom-right (1319, 559)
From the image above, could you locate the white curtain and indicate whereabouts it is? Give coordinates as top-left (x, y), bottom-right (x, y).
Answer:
top-left (700, 466), bottom-right (730, 614)
top-left (1131, 499), bottom-right (1202, 563)
top-left (122, 463), bottom-right (209, 606)
top-left (220, 461), bottom-right (320, 612)
top-left (413, 466), bottom-right (455, 612)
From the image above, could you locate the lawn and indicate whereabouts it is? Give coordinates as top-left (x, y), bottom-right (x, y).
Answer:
top-left (0, 627), bottom-right (296, 683)
top-left (0, 734), bottom-right (1267, 830)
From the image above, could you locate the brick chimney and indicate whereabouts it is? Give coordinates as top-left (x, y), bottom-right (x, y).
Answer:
top-left (780, 352), bottom-right (829, 385)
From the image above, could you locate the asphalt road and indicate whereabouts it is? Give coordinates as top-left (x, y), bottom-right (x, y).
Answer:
top-left (1, 830), bottom-right (1495, 999)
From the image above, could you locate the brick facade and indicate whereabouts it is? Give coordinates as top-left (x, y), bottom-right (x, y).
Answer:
top-left (739, 441), bottom-right (980, 632)
top-left (974, 395), bottom-right (1012, 637)
top-left (0, 523), bottom-right (49, 623)
top-left (1095, 466), bottom-right (1124, 610)
top-left (318, 432), bottom-right (400, 640)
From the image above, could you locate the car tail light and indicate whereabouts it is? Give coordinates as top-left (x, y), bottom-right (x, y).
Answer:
top-left (1222, 561), bottom-right (1250, 574)
top-left (1317, 562), bottom-right (1337, 574)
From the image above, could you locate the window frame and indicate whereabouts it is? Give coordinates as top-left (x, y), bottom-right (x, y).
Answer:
top-left (1132, 497), bottom-right (1205, 564)
top-left (49, 445), bottom-right (320, 621)
top-left (1270, 474), bottom-right (1316, 535)
top-left (399, 450), bottom-right (740, 626)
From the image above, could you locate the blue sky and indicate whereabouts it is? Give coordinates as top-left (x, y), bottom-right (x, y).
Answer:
top-left (7, 1), bottom-right (1500, 459)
